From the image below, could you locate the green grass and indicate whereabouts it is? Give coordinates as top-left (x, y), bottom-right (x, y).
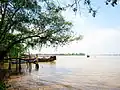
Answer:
top-left (3, 63), bottom-right (16, 69)
top-left (3, 63), bottom-right (26, 69)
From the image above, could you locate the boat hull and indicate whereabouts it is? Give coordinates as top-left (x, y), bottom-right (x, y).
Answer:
top-left (10, 56), bottom-right (56, 64)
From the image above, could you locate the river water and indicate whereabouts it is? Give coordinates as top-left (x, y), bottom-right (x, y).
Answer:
top-left (9, 56), bottom-right (120, 90)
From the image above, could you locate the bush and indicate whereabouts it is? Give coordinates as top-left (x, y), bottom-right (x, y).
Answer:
top-left (0, 81), bottom-right (6, 90)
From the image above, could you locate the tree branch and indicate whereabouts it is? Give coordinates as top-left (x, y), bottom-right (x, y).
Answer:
top-left (0, 2), bottom-right (8, 31)
top-left (0, 8), bottom-right (20, 42)
top-left (7, 29), bottom-right (49, 50)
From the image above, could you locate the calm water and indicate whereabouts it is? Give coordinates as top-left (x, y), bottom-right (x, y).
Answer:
top-left (21, 56), bottom-right (120, 90)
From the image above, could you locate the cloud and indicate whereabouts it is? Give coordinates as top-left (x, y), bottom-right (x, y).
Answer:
top-left (30, 28), bottom-right (120, 54)
top-left (59, 28), bottom-right (120, 54)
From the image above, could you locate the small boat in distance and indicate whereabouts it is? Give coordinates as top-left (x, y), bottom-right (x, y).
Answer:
top-left (87, 55), bottom-right (90, 58)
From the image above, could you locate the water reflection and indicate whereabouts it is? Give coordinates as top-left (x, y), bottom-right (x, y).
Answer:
top-left (50, 61), bottom-right (56, 65)
top-left (35, 63), bottom-right (39, 71)
top-left (25, 61), bottom-right (56, 73)
top-left (28, 63), bottom-right (32, 73)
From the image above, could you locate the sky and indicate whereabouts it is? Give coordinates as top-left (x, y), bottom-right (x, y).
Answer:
top-left (30, 0), bottom-right (120, 54)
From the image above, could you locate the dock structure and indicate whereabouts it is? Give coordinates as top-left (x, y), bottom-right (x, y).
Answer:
top-left (4, 55), bottom-right (56, 73)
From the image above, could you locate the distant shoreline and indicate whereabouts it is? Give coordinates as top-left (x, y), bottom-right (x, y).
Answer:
top-left (29, 53), bottom-right (86, 56)
top-left (36, 54), bottom-right (85, 56)
top-left (91, 54), bottom-right (120, 56)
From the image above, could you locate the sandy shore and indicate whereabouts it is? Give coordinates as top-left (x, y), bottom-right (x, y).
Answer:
top-left (7, 74), bottom-right (79, 90)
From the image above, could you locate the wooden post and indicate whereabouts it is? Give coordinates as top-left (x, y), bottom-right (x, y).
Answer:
top-left (8, 58), bottom-right (11, 71)
top-left (16, 58), bottom-right (18, 73)
top-left (19, 58), bottom-right (21, 73)
top-left (28, 53), bottom-right (32, 73)
top-left (35, 54), bottom-right (39, 70)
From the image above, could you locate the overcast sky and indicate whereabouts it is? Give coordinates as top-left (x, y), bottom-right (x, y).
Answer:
top-left (30, 0), bottom-right (120, 54)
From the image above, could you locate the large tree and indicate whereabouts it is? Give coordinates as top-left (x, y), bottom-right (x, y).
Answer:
top-left (0, 0), bottom-right (82, 61)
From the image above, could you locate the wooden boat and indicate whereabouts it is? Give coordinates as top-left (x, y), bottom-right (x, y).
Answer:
top-left (10, 56), bottom-right (56, 64)
top-left (11, 60), bottom-right (27, 64)
top-left (38, 56), bottom-right (56, 62)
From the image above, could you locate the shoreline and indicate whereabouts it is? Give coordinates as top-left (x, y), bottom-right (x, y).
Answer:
top-left (7, 74), bottom-right (79, 90)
